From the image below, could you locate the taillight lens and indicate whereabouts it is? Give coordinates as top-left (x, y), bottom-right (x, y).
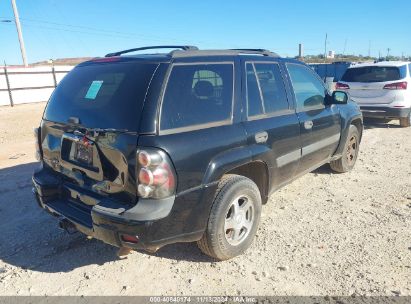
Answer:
top-left (336, 82), bottom-right (350, 90)
top-left (136, 148), bottom-right (176, 199)
top-left (120, 234), bottom-right (139, 244)
top-left (383, 81), bottom-right (407, 90)
top-left (34, 127), bottom-right (42, 161)
top-left (138, 150), bottom-right (162, 167)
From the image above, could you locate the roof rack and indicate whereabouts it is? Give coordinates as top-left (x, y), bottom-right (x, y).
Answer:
top-left (170, 48), bottom-right (280, 58)
top-left (105, 45), bottom-right (199, 57)
top-left (230, 49), bottom-right (279, 57)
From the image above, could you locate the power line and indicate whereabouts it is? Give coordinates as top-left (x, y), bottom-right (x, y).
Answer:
top-left (50, 1), bottom-right (91, 56)
top-left (15, 18), bottom-right (242, 53)
top-left (343, 38), bottom-right (347, 55)
top-left (15, 17), bottom-right (209, 45)
top-left (6, 15), bottom-right (274, 50)
top-left (18, 22), bottom-right (168, 42)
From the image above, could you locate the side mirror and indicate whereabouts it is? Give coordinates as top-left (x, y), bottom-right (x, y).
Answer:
top-left (327, 91), bottom-right (348, 105)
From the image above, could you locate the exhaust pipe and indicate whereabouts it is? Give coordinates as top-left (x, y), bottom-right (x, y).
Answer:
top-left (58, 218), bottom-right (77, 234)
top-left (117, 247), bottom-right (132, 258)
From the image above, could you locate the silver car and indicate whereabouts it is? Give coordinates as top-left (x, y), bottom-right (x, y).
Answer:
top-left (337, 61), bottom-right (411, 127)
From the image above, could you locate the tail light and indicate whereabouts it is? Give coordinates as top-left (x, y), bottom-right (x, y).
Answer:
top-left (336, 82), bottom-right (350, 90)
top-left (383, 82), bottom-right (407, 90)
top-left (34, 127), bottom-right (42, 161)
top-left (120, 234), bottom-right (139, 244)
top-left (136, 148), bottom-right (176, 199)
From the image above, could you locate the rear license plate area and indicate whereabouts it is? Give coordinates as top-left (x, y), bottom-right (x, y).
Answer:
top-left (74, 142), bottom-right (93, 165)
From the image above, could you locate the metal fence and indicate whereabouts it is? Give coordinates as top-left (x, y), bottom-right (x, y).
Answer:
top-left (308, 62), bottom-right (352, 82)
top-left (0, 66), bottom-right (73, 106)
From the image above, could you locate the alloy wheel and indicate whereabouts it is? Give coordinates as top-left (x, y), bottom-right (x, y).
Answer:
top-left (346, 135), bottom-right (358, 166)
top-left (224, 195), bottom-right (254, 246)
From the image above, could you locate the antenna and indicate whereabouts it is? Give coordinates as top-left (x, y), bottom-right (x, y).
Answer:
top-left (368, 40), bottom-right (371, 58)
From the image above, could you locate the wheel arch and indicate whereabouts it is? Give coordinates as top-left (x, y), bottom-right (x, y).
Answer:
top-left (350, 117), bottom-right (363, 142)
top-left (224, 161), bottom-right (270, 204)
top-left (333, 113), bottom-right (363, 157)
top-left (202, 145), bottom-right (270, 205)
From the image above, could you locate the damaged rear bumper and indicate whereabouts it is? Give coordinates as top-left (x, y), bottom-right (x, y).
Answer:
top-left (32, 166), bottom-right (204, 251)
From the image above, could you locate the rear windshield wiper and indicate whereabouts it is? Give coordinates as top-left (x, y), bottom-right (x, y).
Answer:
top-left (93, 128), bottom-right (131, 134)
top-left (73, 127), bottom-right (137, 139)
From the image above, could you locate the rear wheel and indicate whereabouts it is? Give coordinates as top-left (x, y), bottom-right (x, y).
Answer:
top-left (330, 125), bottom-right (360, 173)
top-left (197, 175), bottom-right (262, 260)
top-left (399, 113), bottom-right (411, 127)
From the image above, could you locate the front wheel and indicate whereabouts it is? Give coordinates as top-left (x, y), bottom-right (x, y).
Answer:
top-left (399, 113), bottom-right (411, 127)
top-left (330, 125), bottom-right (360, 173)
top-left (197, 175), bottom-right (262, 260)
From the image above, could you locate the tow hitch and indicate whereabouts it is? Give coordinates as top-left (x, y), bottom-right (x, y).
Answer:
top-left (58, 218), bottom-right (78, 234)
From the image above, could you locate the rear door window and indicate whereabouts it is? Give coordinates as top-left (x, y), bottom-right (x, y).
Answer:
top-left (286, 63), bottom-right (326, 110)
top-left (44, 62), bottom-right (158, 131)
top-left (160, 63), bottom-right (233, 132)
top-left (246, 62), bottom-right (289, 118)
top-left (246, 63), bottom-right (263, 116)
top-left (341, 66), bottom-right (406, 82)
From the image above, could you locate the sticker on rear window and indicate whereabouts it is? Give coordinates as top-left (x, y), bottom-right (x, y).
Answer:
top-left (85, 80), bottom-right (103, 99)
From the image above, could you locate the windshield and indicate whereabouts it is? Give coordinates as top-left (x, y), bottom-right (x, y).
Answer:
top-left (341, 65), bottom-right (407, 83)
top-left (44, 62), bottom-right (158, 131)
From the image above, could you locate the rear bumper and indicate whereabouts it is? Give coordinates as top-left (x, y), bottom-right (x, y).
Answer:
top-left (360, 106), bottom-right (411, 119)
top-left (32, 165), bottom-right (208, 250)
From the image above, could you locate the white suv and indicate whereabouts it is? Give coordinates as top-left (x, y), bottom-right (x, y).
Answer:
top-left (337, 61), bottom-right (411, 127)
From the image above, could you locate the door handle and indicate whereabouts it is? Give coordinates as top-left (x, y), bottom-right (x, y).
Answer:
top-left (304, 120), bottom-right (313, 130)
top-left (255, 131), bottom-right (268, 143)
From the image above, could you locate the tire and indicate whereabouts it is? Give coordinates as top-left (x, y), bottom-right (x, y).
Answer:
top-left (399, 113), bottom-right (411, 127)
top-left (197, 174), bottom-right (262, 260)
top-left (330, 125), bottom-right (360, 173)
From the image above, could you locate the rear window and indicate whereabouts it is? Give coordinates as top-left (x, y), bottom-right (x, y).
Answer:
top-left (44, 62), bottom-right (158, 131)
top-left (160, 63), bottom-right (233, 132)
top-left (341, 65), bottom-right (407, 82)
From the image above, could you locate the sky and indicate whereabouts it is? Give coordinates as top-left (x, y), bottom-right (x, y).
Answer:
top-left (0, 0), bottom-right (410, 65)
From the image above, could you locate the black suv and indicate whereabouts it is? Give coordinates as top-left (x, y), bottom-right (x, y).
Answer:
top-left (33, 46), bottom-right (363, 260)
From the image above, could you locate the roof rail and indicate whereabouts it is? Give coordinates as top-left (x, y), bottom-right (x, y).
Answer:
top-left (171, 49), bottom-right (281, 58)
top-left (105, 45), bottom-right (198, 57)
top-left (230, 49), bottom-right (280, 57)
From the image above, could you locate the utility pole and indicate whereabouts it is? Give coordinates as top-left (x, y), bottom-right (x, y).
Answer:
top-left (342, 38), bottom-right (347, 56)
top-left (368, 40), bottom-right (371, 58)
top-left (324, 33), bottom-right (328, 63)
top-left (11, 0), bottom-right (28, 67)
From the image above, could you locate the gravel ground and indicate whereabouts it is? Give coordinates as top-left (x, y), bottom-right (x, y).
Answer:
top-left (0, 102), bottom-right (410, 296)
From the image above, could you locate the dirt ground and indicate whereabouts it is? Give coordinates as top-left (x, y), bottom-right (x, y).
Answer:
top-left (0, 102), bottom-right (410, 296)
